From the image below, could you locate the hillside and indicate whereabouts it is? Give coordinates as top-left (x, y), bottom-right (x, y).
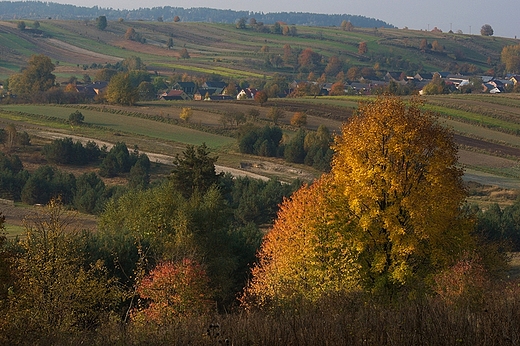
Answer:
top-left (0, 19), bottom-right (517, 81)
top-left (1, 19), bottom-right (520, 205)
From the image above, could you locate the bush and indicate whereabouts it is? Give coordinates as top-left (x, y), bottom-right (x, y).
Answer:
top-left (68, 110), bottom-right (84, 125)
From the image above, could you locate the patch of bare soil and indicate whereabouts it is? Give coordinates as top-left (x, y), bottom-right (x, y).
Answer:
top-left (455, 134), bottom-right (520, 158)
top-left (458, 149), bottom-right (520, 168)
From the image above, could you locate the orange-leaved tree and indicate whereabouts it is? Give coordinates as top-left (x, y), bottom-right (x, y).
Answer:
top-left (241, 177), bottom-right (360, 308)
top-left (133, 259), bottom-right (212, 324)
top-left (242, 96), bottom-right (475, 308)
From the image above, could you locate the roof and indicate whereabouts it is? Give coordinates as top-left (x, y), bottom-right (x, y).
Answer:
top-left (160, 89), bottom-right (190, 100)
top-left (203, 81), bottom-right (227, 89)
top-left (175, 81), bottom-right (196, 87)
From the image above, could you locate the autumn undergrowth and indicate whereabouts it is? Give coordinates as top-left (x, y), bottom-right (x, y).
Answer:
top-left (4, 284), bottom-right (519, 346)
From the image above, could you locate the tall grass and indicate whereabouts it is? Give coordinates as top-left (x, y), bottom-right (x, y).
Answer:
top-left (5, 282), bottom-right (518, 345)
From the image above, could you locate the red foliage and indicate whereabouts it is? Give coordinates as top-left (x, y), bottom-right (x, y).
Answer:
top-left (133, 259), bottom-right (212, 323)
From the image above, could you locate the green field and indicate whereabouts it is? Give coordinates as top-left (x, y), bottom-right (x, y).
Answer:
top-left (0, 105), bottom-right (235, 149)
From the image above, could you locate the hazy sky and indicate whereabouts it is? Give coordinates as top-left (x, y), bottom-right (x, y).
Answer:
top-left (17, 0), bottom-right (520, 38)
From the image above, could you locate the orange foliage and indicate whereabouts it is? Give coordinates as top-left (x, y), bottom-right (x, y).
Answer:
top-left (241, 177), bottom-right (359, 308)
top-left (133, 259), bottom-right (212, 323)
top-left (243, 96), bottom-right (475, 308)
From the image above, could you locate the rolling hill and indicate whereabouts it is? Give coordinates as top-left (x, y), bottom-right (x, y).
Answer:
top-left (1, 19), bottom-right (520, 205)
top-left (0, 19), bottom-right (517, 81)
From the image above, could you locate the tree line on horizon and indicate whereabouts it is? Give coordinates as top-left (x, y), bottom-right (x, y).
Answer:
top-left (0, 1), bottom-right (394, 28)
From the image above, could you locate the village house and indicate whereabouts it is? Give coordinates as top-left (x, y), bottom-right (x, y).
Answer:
top-left (159, 89), bottom-right (190, 100)
top-left (171, 81), bottom-right (197, 96)
top-left (237, 88), bottom-right (258, 100)
top-left (202, 81), bottom-right (227, 95)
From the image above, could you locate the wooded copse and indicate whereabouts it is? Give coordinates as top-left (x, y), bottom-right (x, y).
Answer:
top-left (1, 96), bottom-right (520, 344)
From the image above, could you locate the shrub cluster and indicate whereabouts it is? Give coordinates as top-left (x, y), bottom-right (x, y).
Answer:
top-left (1, 140), bottom-right (150, 213)
top-left (238, 124), bottom-right (334, 171)
top-left (43, 137), bottom-right (102, 165)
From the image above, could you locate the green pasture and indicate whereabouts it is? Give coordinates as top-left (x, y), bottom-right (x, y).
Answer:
top-left (428, 94), bottom-right (520, 109)
top-left (5, 223), bottom-right (24, 239)
top-left (0, 31), bottom-right (37, 57)
top-left (464, 168), bottom-right (520, 191)
top-left (152, 62), bottom-right (265, 79)
top-left (0, 105), bottom-right (234, 148)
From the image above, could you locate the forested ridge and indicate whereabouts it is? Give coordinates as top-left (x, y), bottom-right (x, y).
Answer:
top-left (0, 1), bottom-right (393, 28)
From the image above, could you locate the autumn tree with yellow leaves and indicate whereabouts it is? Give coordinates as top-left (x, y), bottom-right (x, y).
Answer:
top-left (242, 96), bottom-right (475, 308)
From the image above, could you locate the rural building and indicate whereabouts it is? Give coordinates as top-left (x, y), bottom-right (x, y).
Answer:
top-left (159, 89), bottom-right (191, 100)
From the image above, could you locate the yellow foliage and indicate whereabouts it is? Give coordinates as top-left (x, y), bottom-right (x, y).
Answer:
top-left (243, 96), bottom-right (475, 308)
top-left (332, 96), bottom-right (472, 290)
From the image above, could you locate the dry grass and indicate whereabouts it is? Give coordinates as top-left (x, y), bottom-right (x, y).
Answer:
top-left (9, 287), bottom-right (519, 346)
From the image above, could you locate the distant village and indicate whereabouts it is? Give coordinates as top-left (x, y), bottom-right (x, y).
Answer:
top-left (140, 73), bottom-right (520, 100)
top-left (3, 72), bottom-right (519, 102)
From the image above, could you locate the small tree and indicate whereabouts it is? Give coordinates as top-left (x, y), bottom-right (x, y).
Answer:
top-left (170, 143), bottom-right (219, 198)
top-left (254, 90), bottom-right (268, 106)
top-left (125, 27), bottom-right (136, 40)
top-left (248, 108), bottom-right (260, 122)
top-left (68, 110), bottom-right (84, 125)
top-left (329, 81), bottom-right (346, 96)
top-left (173, 15), bottom-right (181, 22)
top-left (96, 15), bottom-right (107, 30)
top-left (267, 107), bottom-right (285, 125)
top-left (358, 42), bottom-right (368, 55)
top-left (5, 124), bottom-right (17, 151)
top-left (180, 48), bottom-right (190, 59)
top-left (17, 21), bottom-right (26, 31)
top-left (290, 112), bottom-right (307, 127)
top-left (480, 24), bottom-right (494, 36)
top-left (167, 37), bottom-right (174, 49)
top-left (501, 44), bottom-right (520, 74)
top-left (431, 40), bottom-right (443, 52)
top-left (179, 107), bottom-right (193, 122)
top-left (236, 17), bottom-right (247, 29)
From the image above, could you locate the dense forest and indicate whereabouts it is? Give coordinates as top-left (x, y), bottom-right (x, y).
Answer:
top-left (0, 1), bottom-right (394, 28)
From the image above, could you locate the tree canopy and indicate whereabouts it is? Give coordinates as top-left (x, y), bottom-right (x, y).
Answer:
top-left (501, 44), bottom-right (520, 74)
top-left (104, 72), bottom-right (138, 105)
top-left (8, 54), bottom-right (55, 95)
top-left (242, 96), bottom-right (475, 308)
top-left (480, 24), bottom-right (494, 36)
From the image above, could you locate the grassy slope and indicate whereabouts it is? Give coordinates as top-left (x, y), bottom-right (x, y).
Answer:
top-left (1, 19), bottom-right (518, 79)
top-left (1, 20), bottom-right (520, 194)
